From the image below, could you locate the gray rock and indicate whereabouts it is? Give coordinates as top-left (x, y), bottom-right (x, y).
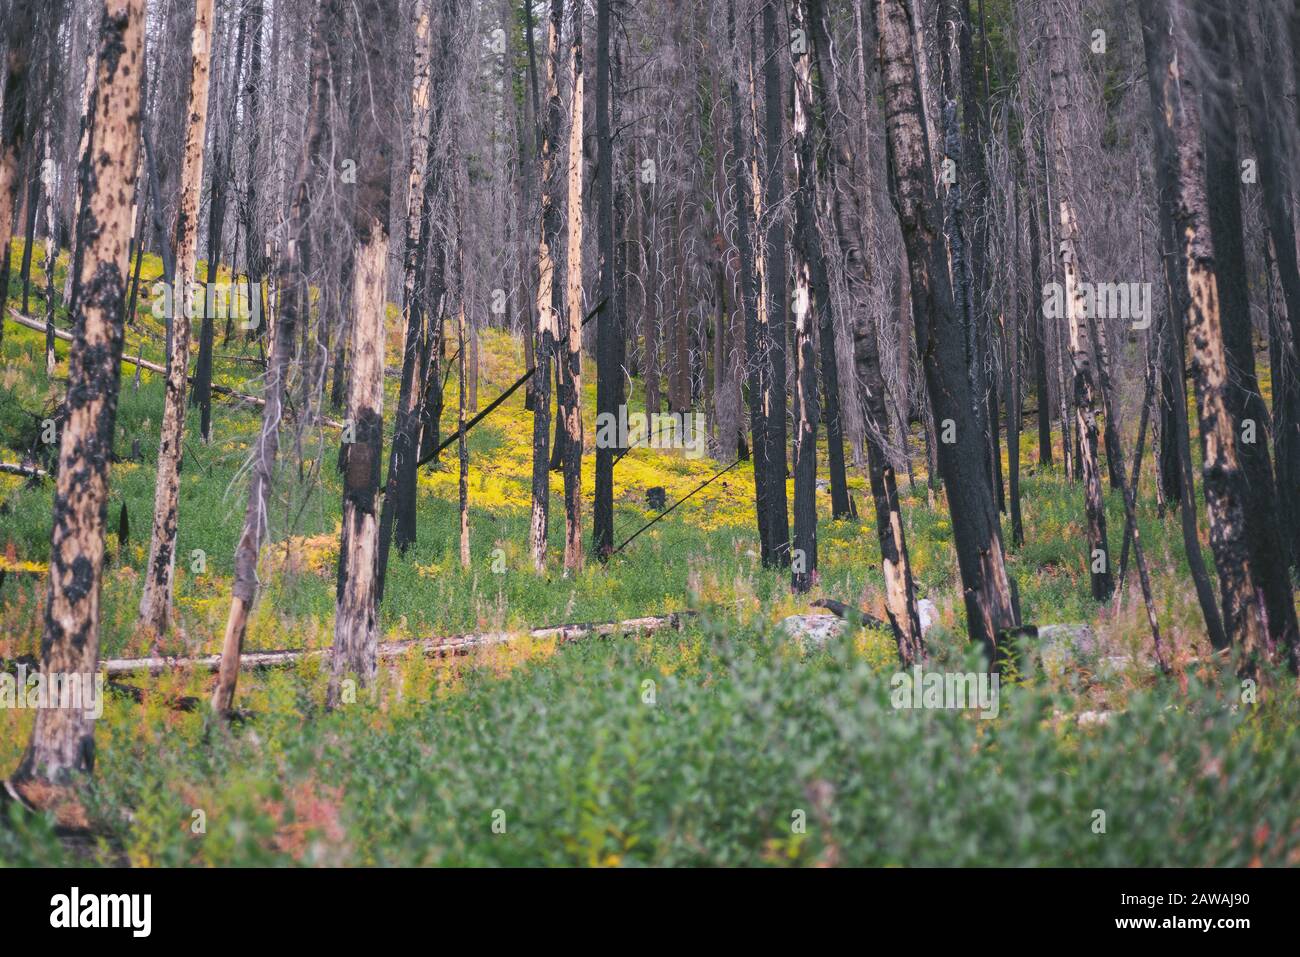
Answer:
top-left (778, 614), bottom-right (850, 650)
top-left (917, 598), bottom-right (939, 637)
top-left (1034, 623), bottom-right (1097, 676)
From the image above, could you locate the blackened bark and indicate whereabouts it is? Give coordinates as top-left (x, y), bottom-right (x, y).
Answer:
top-left (877, 0), bottom-right (1017, 665)
top-left (761, 0), bottom-right (790, 566)
top-left (593, 0), bottom-right (616, 561)
top-left (1139, 0), bottom-right (1266, 661)
top-left (728, 0), bottom-right (771, 563)
top-left (1197, 2), bottom-right (1299, 663)
top-left (789, 0), bottom-right (821, 592)
top-left (12, 0), bottom-right (143, 786)
top-left (1234, 4), bottom-right (1300, 571)
top-left (529, 0), bottom-right (565, 573)
top-left (328, 0), bottom-right (398, 706)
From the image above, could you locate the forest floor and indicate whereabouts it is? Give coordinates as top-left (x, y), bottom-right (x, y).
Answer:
top-left (1, 243), bottom-right (1298, 866)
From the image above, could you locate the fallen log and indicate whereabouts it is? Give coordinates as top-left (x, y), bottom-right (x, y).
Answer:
top-left (8, 308), bottom-right (343, 429)
top-left (94, 610), bottom-right (694, 677)
top-left (0, 461), bottom-right (48, 480)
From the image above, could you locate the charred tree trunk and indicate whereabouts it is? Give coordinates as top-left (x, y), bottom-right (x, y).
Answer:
top-left (10, 0), bottom-right (143, 787)
top-left (789, 0), bottom-right (821, 593)
top-left (376, 0), bottom-right (437, 602)
top-left (211, 0), bottom-right (333, 717)
top-left (1197, 1), bottom-right (1299, 663)
top-left (728, 0), bottom-right (771, 564)
top-left (0, 0), bottom-right (34, 350)
top-left (530, 0), bottom-right (565, 573)
top-left (761, 0), bottom-right (791, 567)
top-left (328, 0), bottom-right (397, 707)
top-left (1045, 4), bottom-right (1112, 600)
top-left (593, 0), bottom-right (617, 561)
top-left (560, 1), bottom-right (585, 574)
top-left (1139, 0), bottom-right (1267, 662)
top-left (877, 0), bottom-right (1017, 665)
top-left (1233, 5), bottom-right (1300, 572)
top-left (139, 0), bottom-right (216, 637)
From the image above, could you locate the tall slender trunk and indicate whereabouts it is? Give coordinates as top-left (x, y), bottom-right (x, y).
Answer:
top-left (593, 0), bottom-right (616, 559)
top-left (876, 0), bottom-right (1017, 665)
top-left (1234, 1), bottom-right (1300, 572)
top-left (1197, 0), bottom-right (1299, 662)
top-left (0, 0), bottom-right (34, 350)
top-left (728, 0), bottom-right (770, 563)
top-left (211, 0), bottom-right (332, 717)
top-left (10, 0), bottom-right (143, 787)
top-left (139, 0), bottom-right (217, 637)
top-left (789, 0), bottom-right (821, 593)
top-left (1138, 0), bottom-right (1267, 662)
top-left (376, 0), bottom-right (437, 601)
top-left (530, 0), bottom-right (565, 573)
top-left (328, 0), bottom-right (397, 706)
top-left (561, 0), bottom-right (585, 574)
top-left (761, 0), bottom-right (791, 567)
top-left (1045, 3), bottom-right (1112, 600)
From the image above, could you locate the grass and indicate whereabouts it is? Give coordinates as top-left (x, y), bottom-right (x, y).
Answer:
top-left (1, 238), bottom-right (1298, 866)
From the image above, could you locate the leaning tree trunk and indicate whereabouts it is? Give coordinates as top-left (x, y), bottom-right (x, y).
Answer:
top-left (529, 0), bottom-right (565, 574)
top-left (10, 0), bottom-right (144, 788)
top-left (1138, 0), bottom-right (1267, 663)
top-left (560, 1), bottom-right (585, 575)
top-left (139, 0), bottom-right (216, 638)
top-left (1044, 3), bottom-right (1112, 601)
top-left (876, 0), bottom-right (1018, 666)
top-left (328, 0), bottom-right (397, 707)
top-left (211, 0), bottom-right (332, 717)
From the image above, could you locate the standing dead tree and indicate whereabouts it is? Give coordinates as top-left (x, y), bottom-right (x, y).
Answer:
top-left (876, 0), bottom-right (1018, 667)
top-left (328, 0), bottom-right (399, 707)
top-left (212, 0), bottom-right (335, 718)
top-left (1137, 0), bottom-right (1269, 665)
top-left (9, 0), bottom-right (144, 789)
top-left (139, 0), bottom-right (217, 638)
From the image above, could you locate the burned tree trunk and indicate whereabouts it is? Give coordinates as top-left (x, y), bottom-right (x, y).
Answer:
top-left (727, 0), bottom-right (771, 564)
top-left (809, 0), bottom-right (922, 658)
top-left (212, 0), bottom-right (332, 717)
top-left (376, 0), bottom-right (437, 601)
top-left (0, 0), bottom-right (34, 350)
top-left (593, 0), bottom-right (616, 561)
top-left (10, 0), bottom-right (144, 787)
top-left (560, 1), bottom-right (585, 575)
top-left (1195, 0), bottom-right (1299, 662)
top-left (760, 0), bottom-right (791, 567)
top-left (328, 0), bottom-right (397, 707)
top-left (1044, 4), bottom-right (1112, 601)
top-left (789, 0), bottom-right (821, 593)
top-left (1138, 0), bottom-right (1267, 660)
top-left (530, 0), bottom-right (565, 574)
top-left (139, 0), bottom-right (216, 638)
top-left (876, 0), bottom-right (1018, 665)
